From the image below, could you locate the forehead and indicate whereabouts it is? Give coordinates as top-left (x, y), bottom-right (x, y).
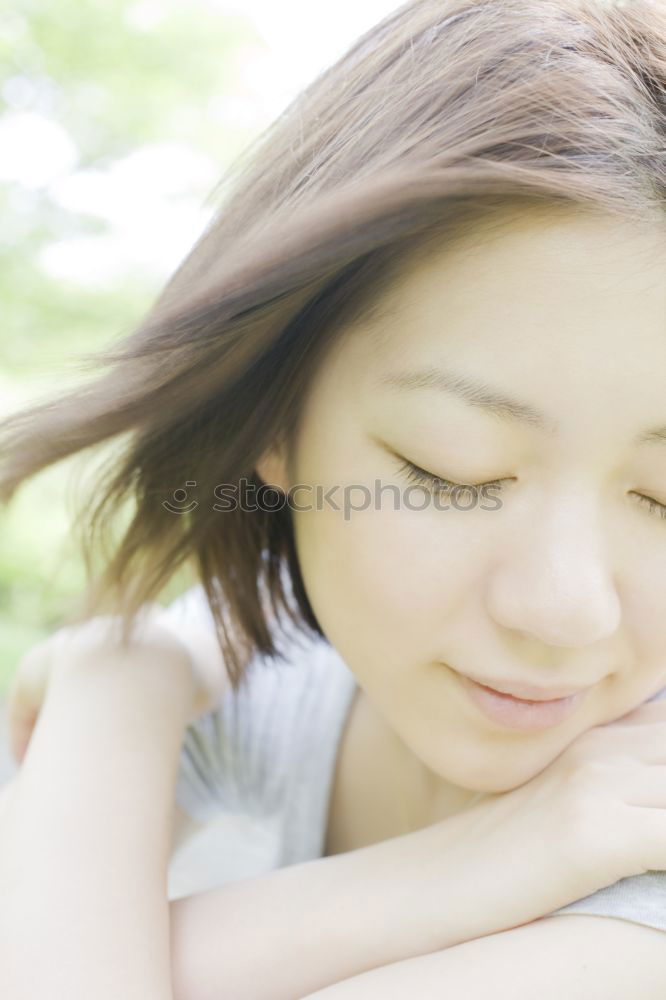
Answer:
top-left (341, 205), bottom-right (666, 380)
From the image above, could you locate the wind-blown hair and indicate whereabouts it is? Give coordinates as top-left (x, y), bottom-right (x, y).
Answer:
top-left (1, 0), bottom-right (664, 689)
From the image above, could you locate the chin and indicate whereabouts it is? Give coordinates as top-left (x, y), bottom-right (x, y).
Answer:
top-left (445, 750), bottom-right (556, 795)
top-left (476, 770), bottom-right (543, 794)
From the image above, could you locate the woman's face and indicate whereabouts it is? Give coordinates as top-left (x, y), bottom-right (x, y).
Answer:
top-left (258, 206), bottom-right (666, 793)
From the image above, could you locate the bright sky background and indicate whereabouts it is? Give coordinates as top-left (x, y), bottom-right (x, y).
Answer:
top-left (1, 0), bottom-right (400, 292)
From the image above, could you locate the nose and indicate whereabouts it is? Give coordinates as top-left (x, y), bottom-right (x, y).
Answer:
top-left (485, 491), bottom-right (621, 647)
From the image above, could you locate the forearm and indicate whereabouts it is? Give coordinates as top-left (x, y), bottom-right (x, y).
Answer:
top-left (170, 788), bottom-right (618, 1000)
top-left (297, 915), bottom-right (666, 999)
top-left (168, 806), bottom-right (550, 1000)
top-left (0, 647), bottom-right (194, 1000)
top-left (168, 826), bottom-right (449, 1000)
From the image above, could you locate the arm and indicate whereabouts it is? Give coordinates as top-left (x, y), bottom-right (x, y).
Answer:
top-left (1, 678), bottom-right (495, 1000)
top-left (0, 630), bottom-right (502, 1000)
top-left (296, 915), bottom-right (666, 999)
top-left (0, 642), bottom-right (196, 1000)
top-left (168, 819), bottom-right (477, 1000)
top-left (170, 761), bottom-right (665, 1000)
top-left (5, 631), bottom-right (666, 1000)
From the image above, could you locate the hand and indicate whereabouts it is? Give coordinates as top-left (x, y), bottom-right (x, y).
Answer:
top-left (422, 696), bottom-right (666, 948)
top-left (6, 602), bottom-right (229, 766)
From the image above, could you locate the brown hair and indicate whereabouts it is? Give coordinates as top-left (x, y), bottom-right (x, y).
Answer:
top-left (1, 0), bottom-right (664, 689)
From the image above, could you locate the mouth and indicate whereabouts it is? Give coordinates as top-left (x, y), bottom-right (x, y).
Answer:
top-left (452, 669), bottom-right (590, 732)
top-left (458, 669), bottom-right (589, 702)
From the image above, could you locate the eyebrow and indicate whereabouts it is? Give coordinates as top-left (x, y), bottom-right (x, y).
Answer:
top-left (377, 365), bottom-right (666, 448)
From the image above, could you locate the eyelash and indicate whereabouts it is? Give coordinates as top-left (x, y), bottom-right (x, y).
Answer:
top-left (396, 459), bottom-right (666, 521)
top-left (396, 459), bottom-right (508, 495)
top-left (633, 494), bottom-right (666, 521)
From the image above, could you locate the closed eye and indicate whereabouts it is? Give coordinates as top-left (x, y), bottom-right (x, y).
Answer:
top-left (395, 458), bottom-right (509, 493)
top-left (631, 492), bottom-right (666, 520)
top-left (397, 458), bottom-right (666, 522)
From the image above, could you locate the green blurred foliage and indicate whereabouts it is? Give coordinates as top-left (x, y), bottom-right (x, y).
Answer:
top-left (0, 1), bottom-right (266, 692)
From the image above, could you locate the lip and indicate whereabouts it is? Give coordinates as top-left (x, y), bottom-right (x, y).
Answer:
top-left (456, 669), bottom-right (590, 702)
top-left (453, 669), bottom-right (591, 732)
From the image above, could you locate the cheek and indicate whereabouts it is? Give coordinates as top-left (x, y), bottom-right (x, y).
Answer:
top-left (294, 500), bottom-right (485, 651)
top-left (622, 565), bottom-right (666, 663)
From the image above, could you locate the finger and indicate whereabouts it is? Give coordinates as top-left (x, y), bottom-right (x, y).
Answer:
top-left (622, 801), bottom-right (666, 875)
top-left (58, 606), bottom-right (174, 655)
top-left (152, 614), bottom-right (230, 715)
top-left (608, 722), bottom-right (666, 764)
top-left (581, 715), bottom-right (666, 765)
top-left (618, 763), bottom-right (666, 808)
top-left (610, 697), bottom-right (666, 725)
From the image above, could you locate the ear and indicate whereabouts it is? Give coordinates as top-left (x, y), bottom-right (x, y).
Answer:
top-left (255, 441), bottom-right (291, 494)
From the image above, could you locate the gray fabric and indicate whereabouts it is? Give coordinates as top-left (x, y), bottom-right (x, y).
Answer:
top-left (165, 584), bottom-right (666, 933)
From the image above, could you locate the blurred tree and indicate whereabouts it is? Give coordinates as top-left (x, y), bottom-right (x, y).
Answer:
top-left (0, 0), bottom-right (267, 691)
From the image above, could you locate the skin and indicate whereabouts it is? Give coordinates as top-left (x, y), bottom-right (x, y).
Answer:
top-left (257, 204), bottom-right (666, 846)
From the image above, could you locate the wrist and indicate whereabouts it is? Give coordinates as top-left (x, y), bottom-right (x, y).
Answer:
top-left (372, 815), bottom-right (488, 955)
top-left (47, 622), bottom-right (199, 725)
top-left (412, 794), bottom-right (573, 951)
